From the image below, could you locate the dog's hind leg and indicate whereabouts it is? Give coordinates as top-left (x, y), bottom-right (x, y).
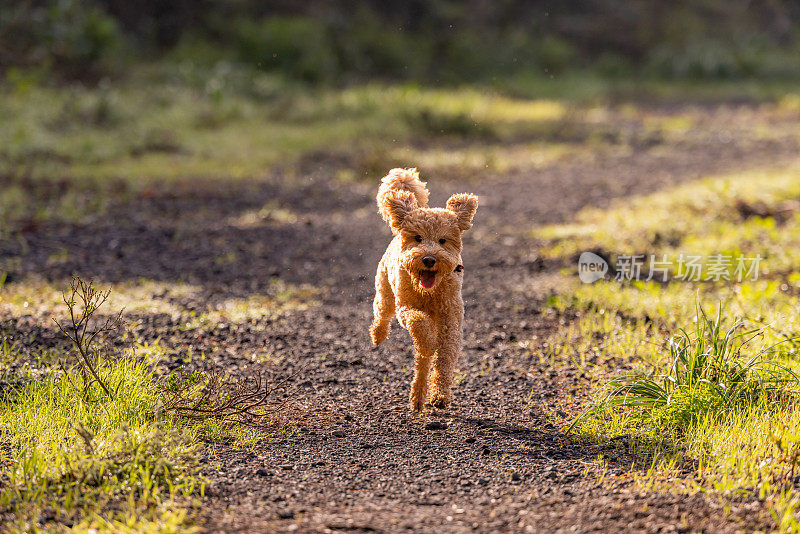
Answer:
top-left (429, 302), bottom-right (463, 409)
top-left (370, 263), bottom-right (394, 346)
top-left (397, 307), bottom-right (437, 411)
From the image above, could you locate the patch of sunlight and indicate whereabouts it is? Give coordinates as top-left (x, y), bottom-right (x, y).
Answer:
top-left (0, 276), bottom-right (201, 319)
top-left (1, 82), bottom-right (571, 185)
top-left (645, 114), bottom-right (695, 134)
top-left (389, 142), bottom-right (573, 175)
top-left (534, 162), bottom-right (800, 265)
top-left (551, 276), bottom-right (800, 346)
top-left (477, 98), bottom-right (566, 124)
top-left (624, 404), bottom-right (800, 532)
top-left (0, 354), bottom-right (203, 532)
top-left (778, 93), bottom-right (800, 113)
top-left (538, 304), bottom-right (663, 372)
top-left (228, 202), bottom-right (298, 229)
top-left (336, 85), bottom-right (567, 124)
top-left (186, 282), bottom-right (320, 329)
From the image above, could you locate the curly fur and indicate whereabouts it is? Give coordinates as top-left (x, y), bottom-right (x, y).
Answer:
top-left (377, 168), bottom-right (430, 229)
top-left (370, 168), bottom-right (478, 411)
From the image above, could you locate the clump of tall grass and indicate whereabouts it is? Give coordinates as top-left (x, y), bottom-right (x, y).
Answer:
top-left (0, 356), bottom-right (204, 530)
top-left (570, 303), bottom-right (800, 434)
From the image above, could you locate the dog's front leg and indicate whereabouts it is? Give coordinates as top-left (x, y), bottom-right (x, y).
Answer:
top-left (370, 262), bottom-right (394, 346)
top-left (429, 301), bottom-right (463, 409)
top-left (397, 306), bottom-right (436, 411)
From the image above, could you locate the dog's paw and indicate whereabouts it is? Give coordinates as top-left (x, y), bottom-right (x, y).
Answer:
top-left (370, 322), bottom-right (389, 345)
top-left (409, 394), bottom-right (425, 412)
top-left (429, 387), bottom-right (452, 410)
top-left (429, 394), bottom-right (451, 410)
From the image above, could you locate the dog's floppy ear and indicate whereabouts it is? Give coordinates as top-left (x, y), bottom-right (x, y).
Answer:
top-left (446, 193), bottom-right (478, 231)
top-left (385, 191), bottom-right (418, 232)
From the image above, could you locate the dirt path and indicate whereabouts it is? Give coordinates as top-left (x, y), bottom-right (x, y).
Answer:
top-left (4, 104), bottom-right (800, 532)
top-left (196, 141), bottom-right (789, 534)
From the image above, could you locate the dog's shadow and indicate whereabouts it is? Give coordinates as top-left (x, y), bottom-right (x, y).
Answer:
top-left (440, 411), bottom-right (676, 471)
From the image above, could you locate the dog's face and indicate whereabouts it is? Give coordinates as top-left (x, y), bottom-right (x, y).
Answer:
top-left (386, 193), bottom-right (478, 292)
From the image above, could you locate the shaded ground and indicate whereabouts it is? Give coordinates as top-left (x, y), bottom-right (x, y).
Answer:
top-left (3, 102), bottom-right (800, 532)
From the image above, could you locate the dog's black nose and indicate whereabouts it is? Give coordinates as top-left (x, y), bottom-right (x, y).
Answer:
top-left (422, 256), bottom-right (436, 268)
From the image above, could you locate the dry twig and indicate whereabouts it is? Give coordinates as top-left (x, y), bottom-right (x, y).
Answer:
top-left (161, 366), bottom-right (303, 428)
top-left (53, 276), bottom-right (122, 400)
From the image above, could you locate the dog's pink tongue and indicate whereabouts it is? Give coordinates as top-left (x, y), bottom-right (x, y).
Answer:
top-left (420, 270), bottom-right (436, 289)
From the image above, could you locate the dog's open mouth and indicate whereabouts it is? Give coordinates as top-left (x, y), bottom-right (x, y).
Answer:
top-left (419, 270), bottom-right (437, 289)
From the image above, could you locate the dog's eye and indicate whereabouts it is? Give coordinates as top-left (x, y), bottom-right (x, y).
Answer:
top-left (414, 235), bottom-right (422, 242)
top-left (439, 238), bottom-right (446, 244)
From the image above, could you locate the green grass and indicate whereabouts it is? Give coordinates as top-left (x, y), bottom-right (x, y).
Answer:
top-left (570, 304), bottom-right (800, 433)
top-left (537, 165), bottom-right (800, 274)
top-left (540, 164), bottom-right (800, 337)
top-left (555, 303), bottom-right (800, 529)
top-left (544, 291), bottom-right (800, 531)
top-left (0, 72), bottom-right (574, 236)
top-left (4, 65), bottom-right (800, 237)
top-left (0, 355), bottom-right (204, 531)
top-left (538, 162), bottom-right (800, 529)
top-left (0, 73), bottom-right (571, 183)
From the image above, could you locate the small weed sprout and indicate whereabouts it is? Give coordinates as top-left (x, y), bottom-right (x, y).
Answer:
top-left (569, 303), bottom-right (800, 433)
top-left (53, 276), bottom-right (123, 401)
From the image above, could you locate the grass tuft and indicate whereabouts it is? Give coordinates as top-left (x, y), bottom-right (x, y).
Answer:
top-left (570, 303), bottom-right (800, 434)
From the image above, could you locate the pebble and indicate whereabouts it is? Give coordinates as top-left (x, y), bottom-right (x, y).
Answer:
top-left (425, 421), bottom-right (447, 430)
top-left (331, 430), bottom-right (346, 437)
top-left (276, 509), bottom-right (295, 519)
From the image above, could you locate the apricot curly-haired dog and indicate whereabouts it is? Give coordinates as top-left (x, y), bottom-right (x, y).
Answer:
top-left (370, 168), bottom-right (478, 411)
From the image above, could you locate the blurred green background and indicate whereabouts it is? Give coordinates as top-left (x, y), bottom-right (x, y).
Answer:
top-left (3, 0), bottom-right (800, 235)
top-left (4, 0), bottom-right (800, 84)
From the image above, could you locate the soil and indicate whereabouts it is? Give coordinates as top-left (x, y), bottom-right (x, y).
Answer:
top-left (3, 103), bottom-right (799, 532)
